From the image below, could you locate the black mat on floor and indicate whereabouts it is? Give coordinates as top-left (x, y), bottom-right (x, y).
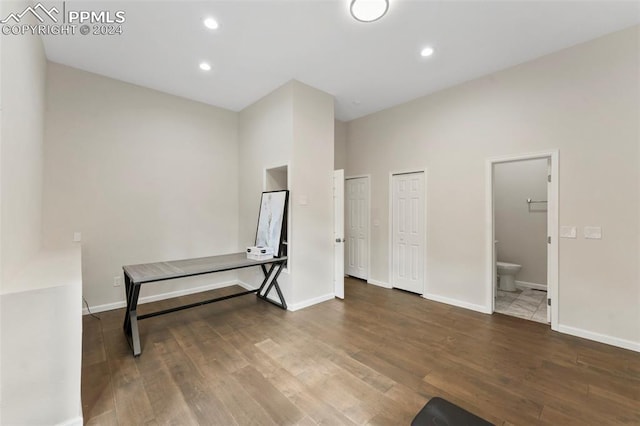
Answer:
top-left (411, 397), bottom-right (494, 426)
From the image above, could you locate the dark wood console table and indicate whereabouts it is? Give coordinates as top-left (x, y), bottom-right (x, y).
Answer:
top-left (122, 252), bottom-right (288, 356)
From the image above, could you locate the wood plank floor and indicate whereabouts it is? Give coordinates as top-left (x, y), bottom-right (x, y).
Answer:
top-left (82, 278), bottom-right (640, 425)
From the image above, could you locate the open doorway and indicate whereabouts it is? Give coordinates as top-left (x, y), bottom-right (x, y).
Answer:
top-left (486, 151), bottom-right (559, 330)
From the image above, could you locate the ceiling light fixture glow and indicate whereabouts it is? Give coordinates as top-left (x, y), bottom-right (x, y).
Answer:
top-left (420, 46), bottom-right (435, 57)
top-left (350, 0), bottom-right (389, 23)
top-left (199, 62), bottom-right (212, 71)
top-left (203, 17), bottom-right (219, 30)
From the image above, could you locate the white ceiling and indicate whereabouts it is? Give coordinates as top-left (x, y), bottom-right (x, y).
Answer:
top-left (41, 1), bottom-right (640, 121)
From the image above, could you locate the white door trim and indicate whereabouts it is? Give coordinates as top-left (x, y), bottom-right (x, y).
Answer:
top-left (334, 169), bottom-right (345, 299)
top-left (388, 169), bottom-right (428, 294)
top-left (345, 175), bottom-right (371, 281)
top-left (485, 150), bottom-right (559, 331)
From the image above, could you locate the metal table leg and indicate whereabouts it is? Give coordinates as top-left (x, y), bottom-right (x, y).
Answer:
top-left (257, 264), bottom-right (275, 294)
top-left (122, 273), bottom-right (132, 332)
top-left (124, 281), bottom-right (142, 356)
top-left (257, 261), bottom-right (287, 310)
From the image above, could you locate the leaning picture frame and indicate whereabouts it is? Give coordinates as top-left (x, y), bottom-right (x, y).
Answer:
top-left (254, 190), bottom-right (289, 257)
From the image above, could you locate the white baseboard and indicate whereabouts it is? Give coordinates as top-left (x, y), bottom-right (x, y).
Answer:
top-left (557, 324), bottom-right (640, 353)
top-left (287, 293), bottom-right (335, 312)
top-left (423, 293), bottom-right (491, 314)
top-left (240, 281), bottom-right (334, 311)
top-left (56, 416), bottom-right (83, 426)
top-left (367, 278), bottom-right (391, 289)
top-left (236, 280), bottom-right (257, 291)
top-left (83, 280), bottom-right (241, 315)
top-left (84, 299), bottom-right (125, 315)
top-left (515, 280), bottom-right (547, 291)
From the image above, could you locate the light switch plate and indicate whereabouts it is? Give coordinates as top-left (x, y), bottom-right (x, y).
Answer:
top-left (584, 226), bottom-right (602, 239)
top-left (299, 195), bottom-right (308, 206)
top-left (73, 232), bottom-right (82, 242)
top-left (560, 226), bottom-right (577, 239)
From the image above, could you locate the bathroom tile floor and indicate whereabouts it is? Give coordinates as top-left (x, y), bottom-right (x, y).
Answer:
top-left (495, 287), bottom-right (548, 324)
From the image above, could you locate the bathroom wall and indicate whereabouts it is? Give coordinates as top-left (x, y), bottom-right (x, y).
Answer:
top-left (494, 159), bottom-right (548, 287)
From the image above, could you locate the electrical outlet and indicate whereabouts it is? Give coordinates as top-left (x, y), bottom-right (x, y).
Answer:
top-left (113, 276), bottom-right (122, 287)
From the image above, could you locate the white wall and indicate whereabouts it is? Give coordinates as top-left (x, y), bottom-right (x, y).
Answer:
top-left (290, 82), bottom-right (335, 306)
top-left (43, 63), bottom-right (240, 308)
top-left (0, 8), bottom-right (48, 415)
top-left (1, 247), bottom-right (83, 426)
top-left (335, 120), bottom-right (347, 170)
top-left (1, 3), bottom-right (82, 422)
top-left (0, 2), bottom-right (46, 285)
top-left (494, 159), bottom-right (548, 286)
top-left (238, 82), bottom-right (294, 298)
top-left (238, 81), bottom-right (335, 309)
top-left (347, 26), bottom-right (639, 348)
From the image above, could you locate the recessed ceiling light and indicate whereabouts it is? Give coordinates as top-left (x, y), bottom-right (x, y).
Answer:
top-left (203, 17), bottom-right (218, 30)
top-left (199, 62), bottom-right (212, 71)
top-left (420, 46), bottom-right (435, 58)
top-left (350, 0), bottom-right (389, 23)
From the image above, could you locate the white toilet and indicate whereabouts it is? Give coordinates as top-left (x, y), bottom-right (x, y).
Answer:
top-left (497, 261), bottom-right (521, 292)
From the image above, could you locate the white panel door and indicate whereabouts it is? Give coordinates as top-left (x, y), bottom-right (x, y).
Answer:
top-left (334, 170), bottom-right (345, 299)
top-left (392, 172), bottom-right (425, 294)
top-left (346, 177), bottom-right (369, 280)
